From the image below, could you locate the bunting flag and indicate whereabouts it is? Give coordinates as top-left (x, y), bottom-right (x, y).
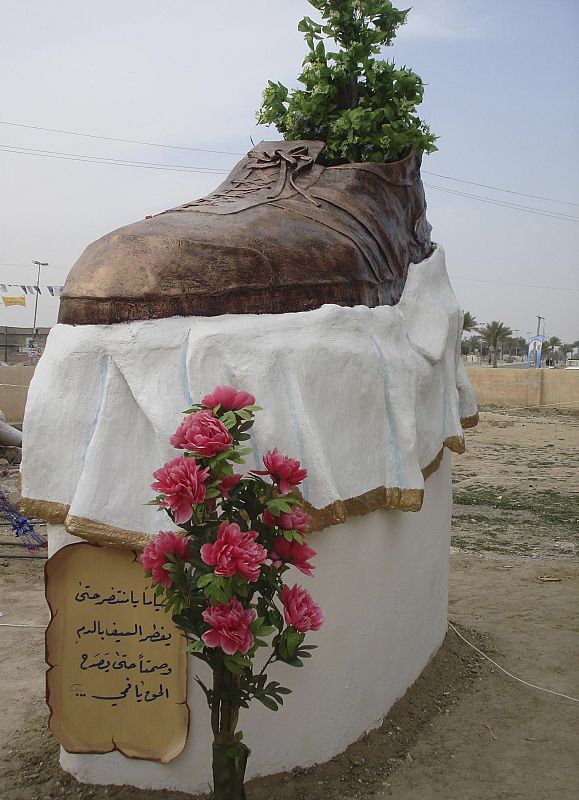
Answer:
top-left (0, 284), bottom-right (64, 296)
top-left (2, 296), bottom-right (27, 308)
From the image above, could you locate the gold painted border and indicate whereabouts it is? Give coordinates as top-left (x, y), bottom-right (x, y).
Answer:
top-left (21, 415), bottom-right (477, 547)
top-left (19, 497), bottom-right (68, 524)
top-left (64, 514), bottom-right (151, 550)
top-left (461, 412), bottom-right (479, 429)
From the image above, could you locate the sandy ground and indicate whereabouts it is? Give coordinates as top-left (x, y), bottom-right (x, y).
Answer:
top-left (0, 407), bottom-right (577, 799)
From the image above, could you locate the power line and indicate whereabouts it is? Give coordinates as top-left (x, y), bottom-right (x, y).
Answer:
top-left (424, 183), bottom-right (579, 222)
top-left (0, 120), bottom-right (245, 157)
top-left (449, 275), bottom-right (579, 293)
top-left (2, 140), bottom-right (578, 223)
top-left (423, 169), bottom-right (579, 207)
top-left (0, 144), bottom-right (229, 174)
top-left (3, 119), bottom-right (578, 208)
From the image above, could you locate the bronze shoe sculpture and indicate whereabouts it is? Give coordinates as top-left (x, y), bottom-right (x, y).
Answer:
top-left (59, 140), bottom-right (432, 325)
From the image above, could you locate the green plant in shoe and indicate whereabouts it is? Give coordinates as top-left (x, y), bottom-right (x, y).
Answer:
top-left (257, 0), bottom-right (437, 165)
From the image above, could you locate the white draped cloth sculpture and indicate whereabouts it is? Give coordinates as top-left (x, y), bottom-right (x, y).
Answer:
top-left (22, 246), bottom-right (476, 793)
top-left (22, 142), bottom-right (477, 794)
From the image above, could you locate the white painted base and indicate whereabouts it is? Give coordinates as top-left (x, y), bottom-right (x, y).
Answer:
top-left (56, 450), bottom-right (452, 794)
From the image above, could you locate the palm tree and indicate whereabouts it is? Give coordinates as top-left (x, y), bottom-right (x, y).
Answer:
top-left (478, 321), bottom-right (513, 368)
top-left (561, 343), bottom-right (575, 361)
top-left (462, 311), bottom-right (477, 333)
top-left (544, 336), bottom-right (562, 363)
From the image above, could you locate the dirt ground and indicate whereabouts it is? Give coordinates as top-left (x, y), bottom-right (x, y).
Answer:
top-left (1, 407), bottom-right (578, 799)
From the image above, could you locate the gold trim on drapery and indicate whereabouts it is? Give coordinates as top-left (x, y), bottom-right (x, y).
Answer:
top-left (21, 416), bottom-right (477, 548)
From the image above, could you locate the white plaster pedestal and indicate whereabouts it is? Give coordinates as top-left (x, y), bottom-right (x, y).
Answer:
top-left (50, 451), bottom-right (451, 793)
top-left (22, 245), bottom-right (476, 793)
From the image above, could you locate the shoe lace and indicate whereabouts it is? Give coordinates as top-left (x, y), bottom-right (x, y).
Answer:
top-left (180, 144), bottom-right (320, 209)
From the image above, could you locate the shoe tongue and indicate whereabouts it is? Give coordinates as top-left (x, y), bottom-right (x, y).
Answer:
top-left (249, 140), bottom-right (326, 162)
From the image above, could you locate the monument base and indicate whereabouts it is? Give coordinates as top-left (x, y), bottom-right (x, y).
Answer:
top-left (53, 450), bottom-right (451, 794)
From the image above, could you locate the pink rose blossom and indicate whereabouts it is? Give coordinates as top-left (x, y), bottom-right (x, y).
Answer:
top-left (201, 385), bottom-right (256, 411)
top-left (255, 448), bottom-right (307, 494)
top-left (281, 584), bottom-right (324, 633)
top-left (202, 597), bottom-right (256, 655)
top-left (270, 537), bottom-right (317, 576)
top-left (170, 409), bottom-right (232, 456)
top-left (200, 522), bottom-right (267, 582)
top-left (219, 474), bottom-right (242, 499)
top-left (262, 507), bottom-right (311, 533)
top-left (151, 456), bottom-right (209, 525)
top-left (141, 531), bottom-right (190, 588)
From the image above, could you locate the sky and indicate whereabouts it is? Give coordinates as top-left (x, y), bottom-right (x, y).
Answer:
top-left (1, 0), bottom-right (578, 341)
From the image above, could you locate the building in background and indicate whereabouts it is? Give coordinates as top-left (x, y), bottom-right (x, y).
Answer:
top-left (0, 326), bottom-right (51, 365)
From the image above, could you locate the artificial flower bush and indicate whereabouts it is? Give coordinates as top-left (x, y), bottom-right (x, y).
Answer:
top-left (142, 385), bottom-right (324, 800)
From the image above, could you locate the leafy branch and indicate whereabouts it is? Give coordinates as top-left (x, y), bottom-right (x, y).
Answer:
top-left (257, 0), bottom-right (437, 164)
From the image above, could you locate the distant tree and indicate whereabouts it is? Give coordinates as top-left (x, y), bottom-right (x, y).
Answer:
top-left (478, 321), bottom-right (513, 368)
top-left (462, 311), bottom-right (477, 333)
top-left (544, 336), bottom-right (562, 363)
top-left (513, 336), bottom-right (527, 359)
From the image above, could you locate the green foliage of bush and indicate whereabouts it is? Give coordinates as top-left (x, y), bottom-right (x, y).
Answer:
top-left (257, 0), bottom-right (437, 165)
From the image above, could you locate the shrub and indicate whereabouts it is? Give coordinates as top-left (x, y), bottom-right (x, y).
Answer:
top-left (257, 0), bottom-right (437, 165)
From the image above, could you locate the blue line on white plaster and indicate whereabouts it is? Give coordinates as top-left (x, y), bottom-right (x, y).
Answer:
top-left (370, 335), bottom-right (403, 488)
top-left (285, 378), bottom-right (309, 501)
top-left (180, 337), bottom-right (193, 407)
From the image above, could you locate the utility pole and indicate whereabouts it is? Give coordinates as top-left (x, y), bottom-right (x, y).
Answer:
top-left (536, 315), bottom-right (544, 336)
top-left (31, 260), bottom-right (48, 363)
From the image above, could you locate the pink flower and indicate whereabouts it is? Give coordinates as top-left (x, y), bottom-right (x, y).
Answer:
top-left (255, 448), bottom-right (307, 494)
top-left (262, 507), bottom-right (311, 533)
top-left (281, 584), bottom-right (324, 633)
top-left (201, 385), bottom-right (256, 411)
top-left (202, 597), bottom-right (256, 655)
top-left (219, 474), bottom-right (242, 499)
top-left (270, 537), bottom-right (317, 576)
top-left (170, 409), bottom-right (232, 457)
top-left (200, 522), bottom-right (267, 582)
top-left (151, 456), bottom-right (209, 525)
top-left (141, 531), bottom-right (190, 588)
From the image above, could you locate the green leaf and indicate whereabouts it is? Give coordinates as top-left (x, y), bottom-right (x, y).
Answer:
top-left (223, 657), bottom-right (246, 676)
top-left (249, 616), bottom-right (266, 634)
top-left (196, 574), bottom-right (214, 588)
top-left (220, 410), bottom-right (237, 430)
top-left (185, 640), bottom-right (204, 653)
top-left (256, 694), bottom-right (279, 711)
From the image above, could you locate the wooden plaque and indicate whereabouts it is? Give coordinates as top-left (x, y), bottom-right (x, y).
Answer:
top-left (45, 543), bottom-right (189, 762)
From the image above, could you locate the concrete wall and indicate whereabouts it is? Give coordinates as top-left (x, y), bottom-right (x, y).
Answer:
top-left (0, 366), bottom-right (35, 424)
top-left (466, 367), bottom-right (579, 409)
top-left (541, 370), bottom-right (579, 408)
